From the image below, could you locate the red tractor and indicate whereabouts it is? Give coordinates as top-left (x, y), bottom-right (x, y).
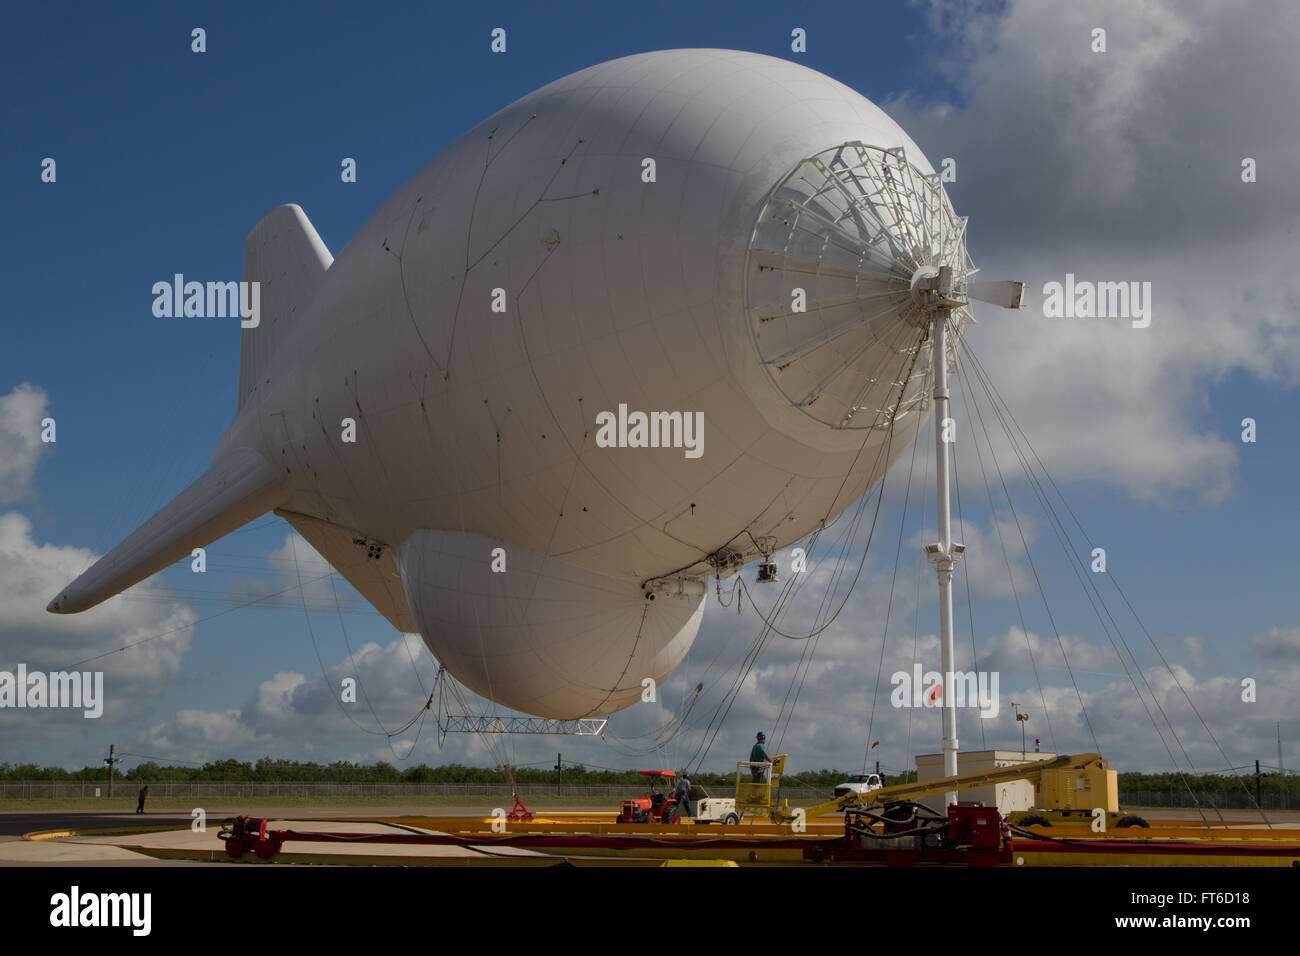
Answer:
top-left (616, 770), bottom-right (683, 824)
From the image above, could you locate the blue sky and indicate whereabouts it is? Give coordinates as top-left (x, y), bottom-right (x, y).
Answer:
top-left (2, 0), bottom-right (1297, 779)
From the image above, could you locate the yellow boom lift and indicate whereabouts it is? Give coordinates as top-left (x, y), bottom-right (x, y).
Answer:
top-left (737, 752), bottom-right (1130, 827)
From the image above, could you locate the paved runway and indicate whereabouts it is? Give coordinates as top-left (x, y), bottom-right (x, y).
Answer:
top-left (0, 804), bottom-right (540, 839)
top-left (0, 812), bottom-right (193, 838)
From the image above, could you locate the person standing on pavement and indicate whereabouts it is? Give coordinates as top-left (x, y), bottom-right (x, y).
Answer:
top-left (673, 771), bottom-right (693, 819)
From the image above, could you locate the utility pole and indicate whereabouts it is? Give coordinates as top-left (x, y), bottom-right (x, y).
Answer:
top-left (104, 744), bottom-right (120, 798)
top-left (555, 753), bottom-right (562, 795)
top-left (1279, 723), bottom-right (1284, 775)
top-left (1255, 759), bottom-right (1263, 809)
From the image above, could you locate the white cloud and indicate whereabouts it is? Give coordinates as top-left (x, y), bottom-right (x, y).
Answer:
top-left (221, 532), bottom-right (361, 611)
top-left (883, 0), bottom-right (1300, 507)
top-left (982, 624), bottom-right (1124, 675)
top-left (0, 381), bottom-right (199, 741)
top-left (0, 511), bottom-right (196, 737)
top-left (133, 709), bottom-right (272, 757)
top-left (129, 634), bottom-right (442, 764)
top-left (1253, 625), bottom-right (1300, 659)
top-left (0, 383), bottom-right (52, 506)
top-left (1006, 660), bottom-right (1295, 774)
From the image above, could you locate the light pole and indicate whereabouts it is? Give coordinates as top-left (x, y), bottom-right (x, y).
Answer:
top-left (1013, 703), bottom-right (1029, 759)
top-left (104, 743), bottom-right (121, 798)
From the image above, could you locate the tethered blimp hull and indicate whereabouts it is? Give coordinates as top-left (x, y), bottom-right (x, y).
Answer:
top-left (49, 49), bottom-right (962, 720)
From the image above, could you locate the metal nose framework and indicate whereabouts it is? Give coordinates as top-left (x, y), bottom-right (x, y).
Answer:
top-left (744, 142), bottom-right (983, 431)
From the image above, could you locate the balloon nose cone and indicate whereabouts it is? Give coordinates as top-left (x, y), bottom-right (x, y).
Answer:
top-left (910, 264), bottom-right (941, 305)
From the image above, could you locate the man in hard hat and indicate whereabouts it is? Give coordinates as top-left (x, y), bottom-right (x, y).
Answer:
top-left (750, 732), bottom-right (773, 783)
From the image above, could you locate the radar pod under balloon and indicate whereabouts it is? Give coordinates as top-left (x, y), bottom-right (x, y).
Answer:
top-left (48, 49), bottom-right (1019, 720)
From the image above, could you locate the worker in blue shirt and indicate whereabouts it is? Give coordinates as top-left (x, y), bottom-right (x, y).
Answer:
top-left (673, 771), bottom-right (693, 819)
top-left (750, 731), bottom-right (773, 782)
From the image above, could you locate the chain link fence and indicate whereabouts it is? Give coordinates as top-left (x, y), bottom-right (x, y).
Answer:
top-left (1121, 790), bottom-right (1296, 811)
top-left (0, 780), bottom-right (831, 802)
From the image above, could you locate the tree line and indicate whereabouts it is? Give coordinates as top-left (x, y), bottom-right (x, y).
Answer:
top-left (2, 759), bottom-right (1295, 794)
top-left (0, 758), bottom-right (912, 789)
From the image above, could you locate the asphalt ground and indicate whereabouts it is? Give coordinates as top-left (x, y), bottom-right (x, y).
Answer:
top-left (0, 804), bottom-right (523, 839)
top-left (4, 803), bottom-right (1296, 839)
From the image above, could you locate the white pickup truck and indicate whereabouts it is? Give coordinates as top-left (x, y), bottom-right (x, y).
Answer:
top-left (832, 773), bottom-right (884, 798)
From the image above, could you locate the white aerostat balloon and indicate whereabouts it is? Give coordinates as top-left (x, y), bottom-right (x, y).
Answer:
top-left (51, 49), bottom-right (992, 719)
